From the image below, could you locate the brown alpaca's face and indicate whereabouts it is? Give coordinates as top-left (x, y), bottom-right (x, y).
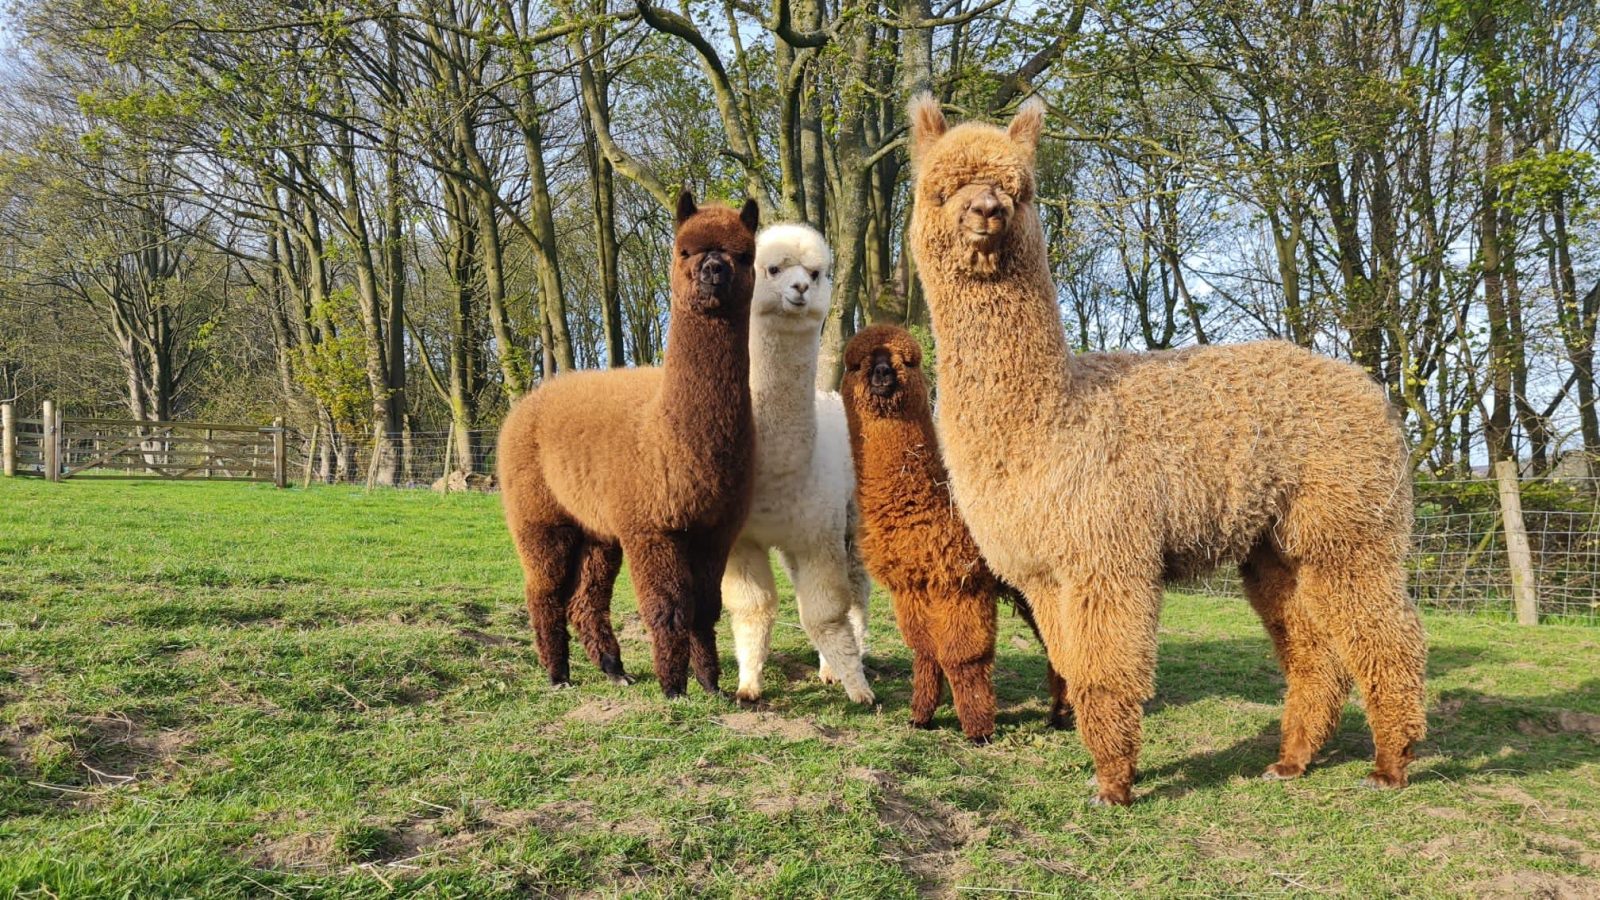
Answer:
top-left (844, 329), bottom-right (926, 420)
top-left (908, 96), bottom-right (1044, 275)
top-left (672, 190), bottom-right (760, 314)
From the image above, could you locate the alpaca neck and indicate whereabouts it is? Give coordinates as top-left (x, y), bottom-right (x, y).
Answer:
top-left (923, 229), bottom-right (1075, 442)
top-left (659, 311), bottom-right (752, 445)
top-left (748, 320), bottom-right (819, 474)
top-left (854, 411), bottom-right (947, 500)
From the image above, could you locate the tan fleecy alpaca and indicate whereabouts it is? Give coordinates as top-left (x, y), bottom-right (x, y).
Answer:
top-left (497, 191), bottom-right (759, 699)
top-left (906, 96), bottom-right (1426, 805)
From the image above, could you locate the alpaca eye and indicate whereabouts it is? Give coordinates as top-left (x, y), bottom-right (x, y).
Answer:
top-left (767, 265), bottom-right (780, 276)
top-left (935, 190), bottom-right (947, 205)
top-left (680, 249), bottom-right (690, 259)
top-left (807, 269), bottom-right (819, 281)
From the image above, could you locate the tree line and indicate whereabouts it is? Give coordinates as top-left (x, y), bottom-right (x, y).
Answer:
top-left (0, 0), bottom-right (1595, 482)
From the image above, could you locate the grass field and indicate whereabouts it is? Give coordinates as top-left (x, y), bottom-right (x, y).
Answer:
top-left (1, 479), bottom-right (1598, 898)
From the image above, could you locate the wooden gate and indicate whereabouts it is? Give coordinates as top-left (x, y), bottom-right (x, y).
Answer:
top-left (1, 403), bottom-right (286, 487)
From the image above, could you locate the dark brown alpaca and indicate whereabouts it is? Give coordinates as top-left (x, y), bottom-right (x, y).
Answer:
top-left (497, 191), bottom-right (759, 698)
top-left (841, 325), bottom-right (1070, 742)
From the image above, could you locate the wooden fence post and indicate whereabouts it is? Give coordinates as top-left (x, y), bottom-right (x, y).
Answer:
top-left (2, 403), bottom-right (14, 477)
top-left (1495, 460), bottom-right (1539, 625)
top-left (42, 400), bottom-right (58, 483)
top-left (272, 417), bottom-right (287, 489)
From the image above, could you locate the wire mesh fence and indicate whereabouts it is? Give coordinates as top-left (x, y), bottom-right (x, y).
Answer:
top-left (1179, 477), bottom-right (1600, 622)
top-left (284, 428), bottom-right (498, 490)
top-left (10, 410), bottom-right (1600, 623)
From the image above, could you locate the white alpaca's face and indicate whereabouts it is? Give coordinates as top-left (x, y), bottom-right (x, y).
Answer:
top-left (752, 235), bottom-right (831, 331)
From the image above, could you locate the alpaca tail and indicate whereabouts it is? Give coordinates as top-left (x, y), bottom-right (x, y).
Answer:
top-left (999, 581), bottom-right (1045, 649)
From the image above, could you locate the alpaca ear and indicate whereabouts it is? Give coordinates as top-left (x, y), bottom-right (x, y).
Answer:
top-left (907, 92), bottom-right (947, 163)
top-left (1007, 97), bottom-right (1045, 157)
top-left (676, 188), bottom-right (698, 226)
top-left (739, 197), bottom-right (760, 233)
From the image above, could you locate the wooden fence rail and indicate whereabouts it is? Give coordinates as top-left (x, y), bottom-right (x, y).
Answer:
top-left (0, 402), bottom-right (285, 486)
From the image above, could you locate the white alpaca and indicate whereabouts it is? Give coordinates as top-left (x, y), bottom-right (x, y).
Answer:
top-left (723, 223), bottom-right (874, 705)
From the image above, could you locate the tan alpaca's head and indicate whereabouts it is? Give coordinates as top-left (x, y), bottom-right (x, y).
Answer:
top-left (672, 189), bottom-right (760, 315)
top-left (843, 324), bottom-right (929, 420)
top-left (753, 223), bottom-right (832, 333)
top-left (907, 94), bottom-right (1045, 277)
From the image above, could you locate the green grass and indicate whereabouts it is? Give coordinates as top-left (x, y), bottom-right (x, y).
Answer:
top-left (2, 479), bottom-right (1598, 898)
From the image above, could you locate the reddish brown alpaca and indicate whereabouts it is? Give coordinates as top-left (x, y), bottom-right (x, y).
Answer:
top-left (497, 191), bottom-right (759, 698)
top-left (842, 325), bottom-right (1070, 742)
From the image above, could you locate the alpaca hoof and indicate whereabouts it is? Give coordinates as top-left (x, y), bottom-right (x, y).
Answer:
top-left (844, 684), bottom-right (876, 705)
top-left (662, 688), bottom-right (687, 701)
top-left (817, 665), bottom-right (840, 685)
top-left (1089, 789), bottom-right (1133, 807)
top-left (1361, 770), bottom-right (1407, 790)
top-left (910, 718), bottom-right (936, 730)
top-left (734, 687), bottom-right (763, 706)
top-left (550, 679), bottom-right (574, 691)
top-left (1048, 711), bottom-right (1075, 731)
top-left (967, 733), bottom-right (994, 746)
top-left (606, 672), bottom-right (636, 687)
top-left (1262, 762), bottom-right (1305, 781)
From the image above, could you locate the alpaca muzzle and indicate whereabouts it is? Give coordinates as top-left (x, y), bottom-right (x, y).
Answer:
top-left (868, 356), bottom-right (899, 398)
top-left (696, 253), bottom-right (732, 297)
top-left (962, 188), bottom-right (1011, 247)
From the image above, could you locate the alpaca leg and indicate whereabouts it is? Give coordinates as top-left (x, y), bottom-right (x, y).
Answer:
top-left (508, 519), bottom-right (582, 687)
top-left (568, 540), bottom-right (631, 686)
top-left (936, 591), bottom-right (997, 743)
top-left (1296, 558), bottom-right (1428, 788)
top-left (780, 548), bottom-right (838, 683)
top-left (943, 656), bottom-right (997, 744)
top-left (845, 543), bottom-right (872, 659)
top-left (792, 546), bottom-right (876, 705)
top-left (1012, 592), bottom-right (1074, 730)
top-left (1045, 664), bottom-right (1074, 730)
top-left (1242, 545), bottom-right (1351, 780)
top-left (909, 649), bottom-right (943, 729)
top-left (622, 534), bottom-right (695, 699)
top-left (1033, 575), bottom-right (1160, 806)
top-left (687, 546), bottom-right (728, 697)
top-left (723, 540), bottom-right (779, 703)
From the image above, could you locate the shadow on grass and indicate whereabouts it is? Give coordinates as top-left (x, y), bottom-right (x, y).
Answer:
top-left (1139, 675), bottom-right (1600, 802)
top-left (972, 628), bottom-right (1600, 799)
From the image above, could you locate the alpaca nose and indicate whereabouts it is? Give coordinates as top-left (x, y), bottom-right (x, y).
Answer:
top-left (967, 190), bottom-right (1002, 219)
top-left (869, 360), bottom-right (897, 396)
top-left (699, 254), bottom-right (730, 284)
top-left (794, 280), bottom-right (808, 295)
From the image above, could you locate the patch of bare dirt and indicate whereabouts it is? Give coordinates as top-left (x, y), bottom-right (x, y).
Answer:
top-left (749, 783), bottom-right (830, 816)
top-left (1195, 830), bottom-right (1270, 862)
top-left (0, 728), bottom-right (31, 774)
top-left (457, 627), bottom-right (523, 648)
top-left (1413, 833), bottom-right (1476, 862)
top-left (563, 699), bottom-right (642, 727)
top-left (1469, 871), bottom-right (1600, 899)
top-left (1537, 834), bottom-right (1600, 870)
top-left (618, 614), bottom-right (649, 647)
top-left (850, 767), bottom-right (984, 899)
top-left (715, 711), bottom-right (839, 742)
top-left (247, 830), bottom-right (336, 871)
top-left (514, 799), bottom-right (666, 841)
top-left (1477, 784), bottom-right (1544, 807)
